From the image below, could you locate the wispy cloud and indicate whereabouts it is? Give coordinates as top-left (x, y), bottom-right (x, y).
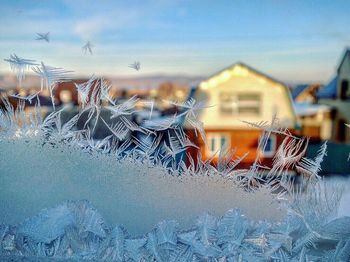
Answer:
top-left (74, 17), bottom-right (108, 40)
top-left (73, 9), bottom-right (141, 40)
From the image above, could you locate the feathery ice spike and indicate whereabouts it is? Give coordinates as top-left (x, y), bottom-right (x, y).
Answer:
top-left (4, 54), bottom-right (37, 86)
top-left (32, 62), bottom-right (73, 110)
top-left (35, 32), bottom-right (50, 42)
top-left (129, 61), bottom-right (141, 71)
top-left (82, 41), bottom-right (93, 55)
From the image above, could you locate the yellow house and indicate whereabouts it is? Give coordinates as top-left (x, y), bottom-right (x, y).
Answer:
top-left (187, 62), bottom-right (298, 166)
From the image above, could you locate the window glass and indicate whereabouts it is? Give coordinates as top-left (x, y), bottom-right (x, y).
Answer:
top-left (220, 136), bottom-right (227, 147)
top-left (210, 137), bottom-right (216, 152)
top-left (219, 92), bottom-right (235, 114)
top-left (264, 138), bottom-right (272, 152)
top-left (340, 80), bottom-right (349, 100)
top-left (207, 133), bottom-right (230, 155)
top-left (219, 92), bottom-right (261, 116)
top-left (237, 93), bottom-right (261, 115)
top-left (261, 134), bottom-right (276, 157)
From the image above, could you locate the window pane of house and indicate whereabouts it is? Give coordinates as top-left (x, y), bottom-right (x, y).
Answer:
top-left (237, 93), bottom-right (261, 115)
top-left (238, 93), bottom-right (260, 101)
top-left (340, 80), bottom-right (349, 100)
top-left (264, 138), bottom-right (272, 152)
top-left (220, 136), bottom-right (227, 147)
top-left (238, 106), bottom-right (260, 114)
top-left (219, 92), bottom-right (235, 114)
top-left (210, 137), bottom-right (216, 151)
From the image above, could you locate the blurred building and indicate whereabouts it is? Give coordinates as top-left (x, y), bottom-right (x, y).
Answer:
top-left (291, 83), bottom-right (321, 103)
top-left (55, 81), bottom-right (80, 106)
top-left (186, 62), bottom-right (298, 168)
top-left (156, 82), bottom-right (189, 105)
top-left (291, 83), bottom-right (334, 142)
top-left (317, 48), bottom-right (350, 143)
top-left (294, 102), bottom-right (334, 141)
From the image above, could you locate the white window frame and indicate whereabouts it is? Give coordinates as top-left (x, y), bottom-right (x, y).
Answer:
top-left (219, 92), bottom-right (261, 116)
top-left (206, 133), bottom-right (230, 155)
top-left (219, 92), bottom-right (237, 115)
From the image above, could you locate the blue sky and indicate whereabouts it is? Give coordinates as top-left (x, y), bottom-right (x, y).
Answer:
top-left (0, 0), bottom-right (349, 83)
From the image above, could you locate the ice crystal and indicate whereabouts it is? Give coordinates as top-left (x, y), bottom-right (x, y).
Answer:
top-left (1, 199), bottom-right (346, 261)
top-left (10, 92), bottom-right (40, 104)
top-left (82, 41), bottom-right (93, 55)
top-left (107, 95), bottom-right (139, 117)
top-left (129, 61), bottom-right (141, 71)
top-left (35, 32), bottom-right (50, 42)
top-left (296, 141), bottom-right (327, 181)
top-left (32, 62), bottom-right (73, 110)
top-left (143, 114), bottom-right (180, 131)
top-left (4, 54), bottom-right (37, 86)
top-left (75, 75), bottom-right (114, 131)
top-left (166, 97), bottom-right (210, 119)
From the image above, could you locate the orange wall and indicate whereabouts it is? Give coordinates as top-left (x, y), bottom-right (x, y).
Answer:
top-left (185, 128), bottom-right (287, 169)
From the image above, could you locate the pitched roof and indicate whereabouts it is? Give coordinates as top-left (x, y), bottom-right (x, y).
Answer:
top-left (291, 84), bottom-right (309, 100)
top-left (201, 62), bottom-right (288, 88)
top-left (317, 76), bottom-right (337, 99)
top-left (316, 48), bottom-right (350, 99)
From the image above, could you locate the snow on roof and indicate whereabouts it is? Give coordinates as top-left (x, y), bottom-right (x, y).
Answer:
top-left (294, 102), bottom-right (333, 117)
top-left (317, 76), bottom-right (337, 99)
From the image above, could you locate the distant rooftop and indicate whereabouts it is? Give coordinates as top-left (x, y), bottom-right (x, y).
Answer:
top-left (317, 76), bottom-right (337, 99)
top-left (291, 84), bottom-right (309, 100)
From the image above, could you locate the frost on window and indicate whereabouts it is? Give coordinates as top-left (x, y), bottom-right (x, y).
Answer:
top-left (0, 56), bottom-right (350, 262)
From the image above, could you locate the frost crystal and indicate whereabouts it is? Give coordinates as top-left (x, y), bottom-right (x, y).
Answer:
top-left (10, 92), bottom-right (40, 104)
top-left (129, 61), bottom-right (141, 71)
top-left (32, 62), bottom-right (73, 110)
top-left (2, 199), bottom-right (347, 261)
top-left (82, 41), bottom-right (93, 55)
top-left (4, 54), bottom-right (37, 86)
top-left (35, 32), bottom-right (50, 42)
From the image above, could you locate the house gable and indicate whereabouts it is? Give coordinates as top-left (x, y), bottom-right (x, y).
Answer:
top-left (337, 49), bottom-right (350, 99)
top-left (292, 84), bottom-right (309, 100)
top-left (317, 49), bottom-right (350, 100)
top-left (194, 63), bottom-right (297, 130)
top-left (337, 49), bottom-right (350, 74)
top-left (317, 77), bottom-right (337, 99)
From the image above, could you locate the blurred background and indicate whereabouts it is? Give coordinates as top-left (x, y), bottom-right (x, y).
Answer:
top-left (1, 0), bottom-right (350, 175)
